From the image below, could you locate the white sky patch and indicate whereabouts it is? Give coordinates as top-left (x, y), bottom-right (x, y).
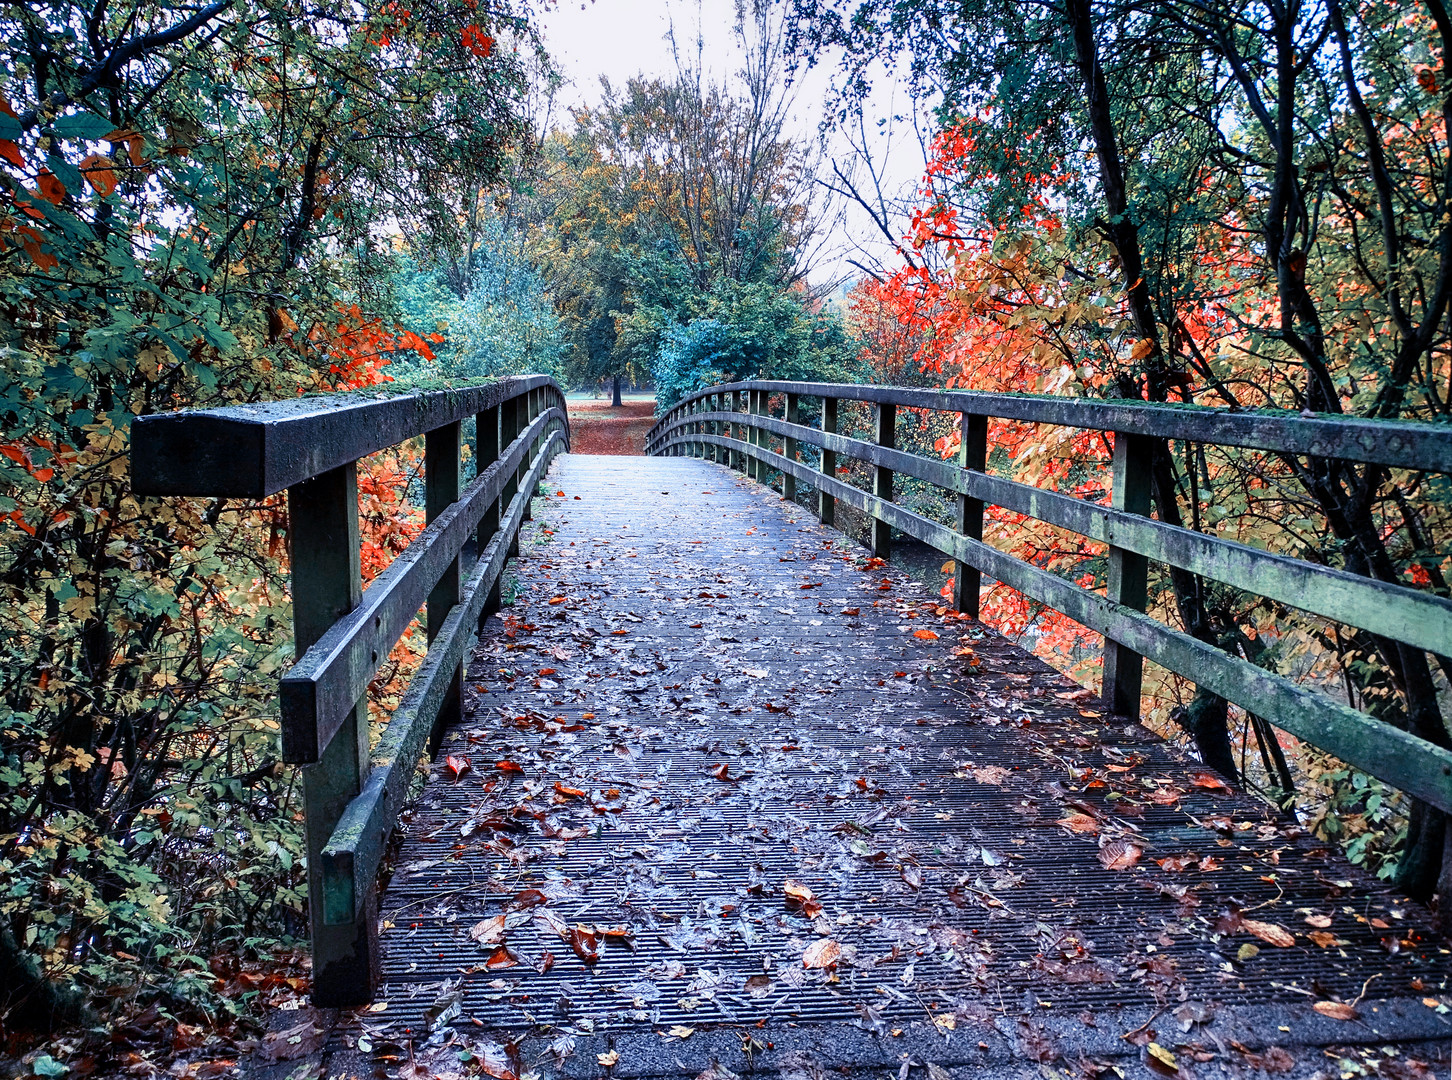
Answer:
top-left (536, 0), bottom-right (937, 288)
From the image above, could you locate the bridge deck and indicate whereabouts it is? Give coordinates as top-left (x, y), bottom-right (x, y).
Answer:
top-left (363, 454), bottom-right (1448, 1077)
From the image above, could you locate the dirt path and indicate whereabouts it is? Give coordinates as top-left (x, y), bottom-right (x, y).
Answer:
top-left (567, 400), bottom-right (656, 455)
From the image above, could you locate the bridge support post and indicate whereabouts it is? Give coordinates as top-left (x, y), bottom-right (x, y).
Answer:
top-left (731, 390), bottom-right (745, 472)
top-left (819, 397), bottom-right (836, 526)
top-left (783, 393), bottom-right (799, 504)
top-left (426, 421), bottom-right (464, 746)
top-left (747, 389), bottom-right (761, 480)
top-left (287, 463), bottom-right (378, 1007)
top-left (953, 413), bottom-right (989, 617)
top-left (476, 404), bottom-right (502, 622)
top-left (503, 395), bottom-right (521, 559)
top-left (872, 402), bottom-right (895, 558)
top-left (521, 390), bottom-right (538, 521)
top-left (1102, 432), bottom-right (1154, 717)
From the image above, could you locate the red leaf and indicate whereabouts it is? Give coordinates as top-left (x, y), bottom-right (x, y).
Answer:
top-left (444, 755), bottom-right (471, 780)
top-left (496, 760), bottom-right (523, 773)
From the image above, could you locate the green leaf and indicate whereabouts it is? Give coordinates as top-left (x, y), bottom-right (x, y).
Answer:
top-left (0, 112), bottom-right (20, 141)
top-left (32, 1054), bottom-right (68, 1077)
top-left (52, 112), bottom-right (114, 140)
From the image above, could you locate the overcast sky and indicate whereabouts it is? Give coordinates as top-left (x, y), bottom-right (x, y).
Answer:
top-left (533, 0), bottom-right (935, 288)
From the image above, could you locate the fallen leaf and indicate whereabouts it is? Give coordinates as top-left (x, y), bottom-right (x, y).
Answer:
top-left (569, 926), bottom-right (600, 963)
top-left (711, 762), bottom-right (735, 782)
top-left (1098, 840), bottom-right (1143, 870)
top-left (1237, 943), bottom-right (1260, 962)
top-left (496, 760), bottom-right (523, 773)
top-left (1242, 919), bottom-right (1294, 947)
top-left (548, 596), bottom-right (567, 605)
top-left (485, 946), bottom-right (518, 970)
top-left (510, 889), bottom-right (548, 911)
top-left (742, 667), bottom-right (768, 678)
top-left (553, 782), bottom-right (586, 799)
top-left (900, 864), bottom-right (923, 889)
top-left (261, 1020), bottom-right (325, 1063)
top-left (1304, 914), bottom-right (1332, 928)
top-left (667, 1025), bottom-right (695, 1039)
top-left (913, 629), bottom-right (938, 640)
top-left (1146, 1043), bottom-right (1177, 1071)
top-left (1307, 931), bottom-right (1339, 948)
top-left (1312, 1001), bottom-right (1357, 1020)
top-left (784, 879), bottom-right (822, 918)
top-left (597, 1050), bottom-right (619, 1067)
top-left (970, 765), bottom-right (1011, 785)
top-left (444, 755), bottom-right (471, 780)
top-left (802, 938), bottom-right (841, 968)
top-left (469, 915), bottom-right (506, 945)
top-left (1187, 770), bottom-right (1232, 793)
top-left (1057, 813), bottom-right (1100, 834)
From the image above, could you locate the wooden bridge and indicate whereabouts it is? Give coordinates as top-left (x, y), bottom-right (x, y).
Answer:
top-left (131, 378), bottom-right (1452, 1077)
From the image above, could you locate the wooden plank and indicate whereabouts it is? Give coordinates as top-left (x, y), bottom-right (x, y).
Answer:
top-left (132, 375), bottom-right (557, 498)
top-left (1102, 434), bottom-right (1154, 717)
top-left (658, 411), bottom-right (1452, 658)
top-left (285, 461), bottom-right (378, 1006)
top-left (675, 431), bottom-right (1452, 812)
top-left (646, 380), bottom-right (1452, 474)
top-left (319, 427), bottom-right (567, 925)
top-left (279, 407), bottom-right (563, 763)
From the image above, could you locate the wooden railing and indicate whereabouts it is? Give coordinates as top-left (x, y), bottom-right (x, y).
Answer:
top-left (132, 376), bottom-right (568, 1005)
top-left (646, 381), bottom-right (1452, 817)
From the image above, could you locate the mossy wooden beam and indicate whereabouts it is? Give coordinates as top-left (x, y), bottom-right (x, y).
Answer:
top-left (279, 406), bottom-right (564, 763)
top-left (654, 411), bottom-right (1452, 658)
top-left (319, 425), bottom-right (567, 926)
top-left (649, 380), bottom-right (1452, 474)
top-left (133, 375), bottom-right (557, 499)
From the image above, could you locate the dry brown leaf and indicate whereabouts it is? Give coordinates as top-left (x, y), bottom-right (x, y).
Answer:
top-left (901, 864), bottom-right (923, 889)
top-left (469, 915), bottom-right (506, 945)
top-left (1312, 1001), bottom-right (1357, 1020)
top-left (485, 946), bottom-right (517, 970)
top-left (1304, 914), bottom-right (1332, 928)
top-left (1306, 931), bottom-right (1340, 948)
top-left (1242, 919), bottom-right (1295, 947)
top-left (970, 765), bottom-right (1011, 785)
top-left (1098, 840), bottom-right (1143, 870)
top-left (1057, 813), bottom-right (1100, 834)
top-left (568, 926), bottom-right (600, 963)
top-left (802, 938), bottom-right (841, 968)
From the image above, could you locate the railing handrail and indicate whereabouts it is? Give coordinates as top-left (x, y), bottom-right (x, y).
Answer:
top-left (646, 380), bottom-right (1452, 474)
top-left (133, 374), bottom-right (559, 499)
top-left (131, 375), bottom-right (570, 1008)
top-left (647, 381), bottom-right (1452, 822)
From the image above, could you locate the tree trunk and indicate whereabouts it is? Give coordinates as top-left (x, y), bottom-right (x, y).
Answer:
top-left (612, 374), bottom-right (622, 407)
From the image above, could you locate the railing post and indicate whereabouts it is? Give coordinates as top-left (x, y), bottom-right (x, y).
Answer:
top-left (745, 389), bottom-right (759, 480)
top-left (521, 389), bottom-right (538, 521)
top-left (872, 401), bottom-right (895, 558)
top-left (287, 463), bottom-right (377, 1006)
top-left (425, 420), bottom-right (463, 746)
top-left (503, 393), bottom-right (521, 558)
top-left (711, 394), bottom-right (721, 464)
top-left (783, 393), bottom-right (799, 504)
top-left (1102, 432), bottom-right (1154, 716)
top-left (476, 404), bottom-right (502, 622)
top-left (954, 413), bottom-right (989, 617)
top-left (819, 397), bottom-right (837, 526)
top-left (731, 390), bottom-right (744, 472)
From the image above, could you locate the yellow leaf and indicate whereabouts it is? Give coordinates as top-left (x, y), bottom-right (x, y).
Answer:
top-left (1129, 337), bottom-right (1155, 360)
top-left (1242, 919), bottom-right (1294, 947)
top-left (940, 560), bottom-right (956, 573)
top-left (666, 1026), bottom-right (694, 1039)
top-left (1147, 1043), bottom-right (1176, 1069)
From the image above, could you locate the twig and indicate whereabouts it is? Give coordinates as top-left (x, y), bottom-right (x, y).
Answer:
top-left (1120, 1005), bottom-right (1170, 1042)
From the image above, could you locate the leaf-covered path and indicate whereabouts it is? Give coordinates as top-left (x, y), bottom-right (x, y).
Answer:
top-left (363, 454), bottom-right (1449, 1078)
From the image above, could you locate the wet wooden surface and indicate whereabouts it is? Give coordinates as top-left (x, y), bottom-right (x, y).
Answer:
top-left (354, 454), bottom-right (1450, 1079)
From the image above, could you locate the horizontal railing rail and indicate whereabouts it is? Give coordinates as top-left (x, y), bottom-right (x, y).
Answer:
top-left (133, 376), bottom-right (569, 1006)
top-left (645, 381), bottom-right (1452, 817)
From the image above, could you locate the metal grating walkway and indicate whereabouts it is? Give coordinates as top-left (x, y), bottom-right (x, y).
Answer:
top-left (362, 454), bottom-right (1450, 1078)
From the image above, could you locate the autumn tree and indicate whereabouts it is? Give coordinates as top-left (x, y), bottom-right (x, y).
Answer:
top-left (0, 0), bottom-right (543, 1028)
top-left (789, 0), bottom-right (1452, 898)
